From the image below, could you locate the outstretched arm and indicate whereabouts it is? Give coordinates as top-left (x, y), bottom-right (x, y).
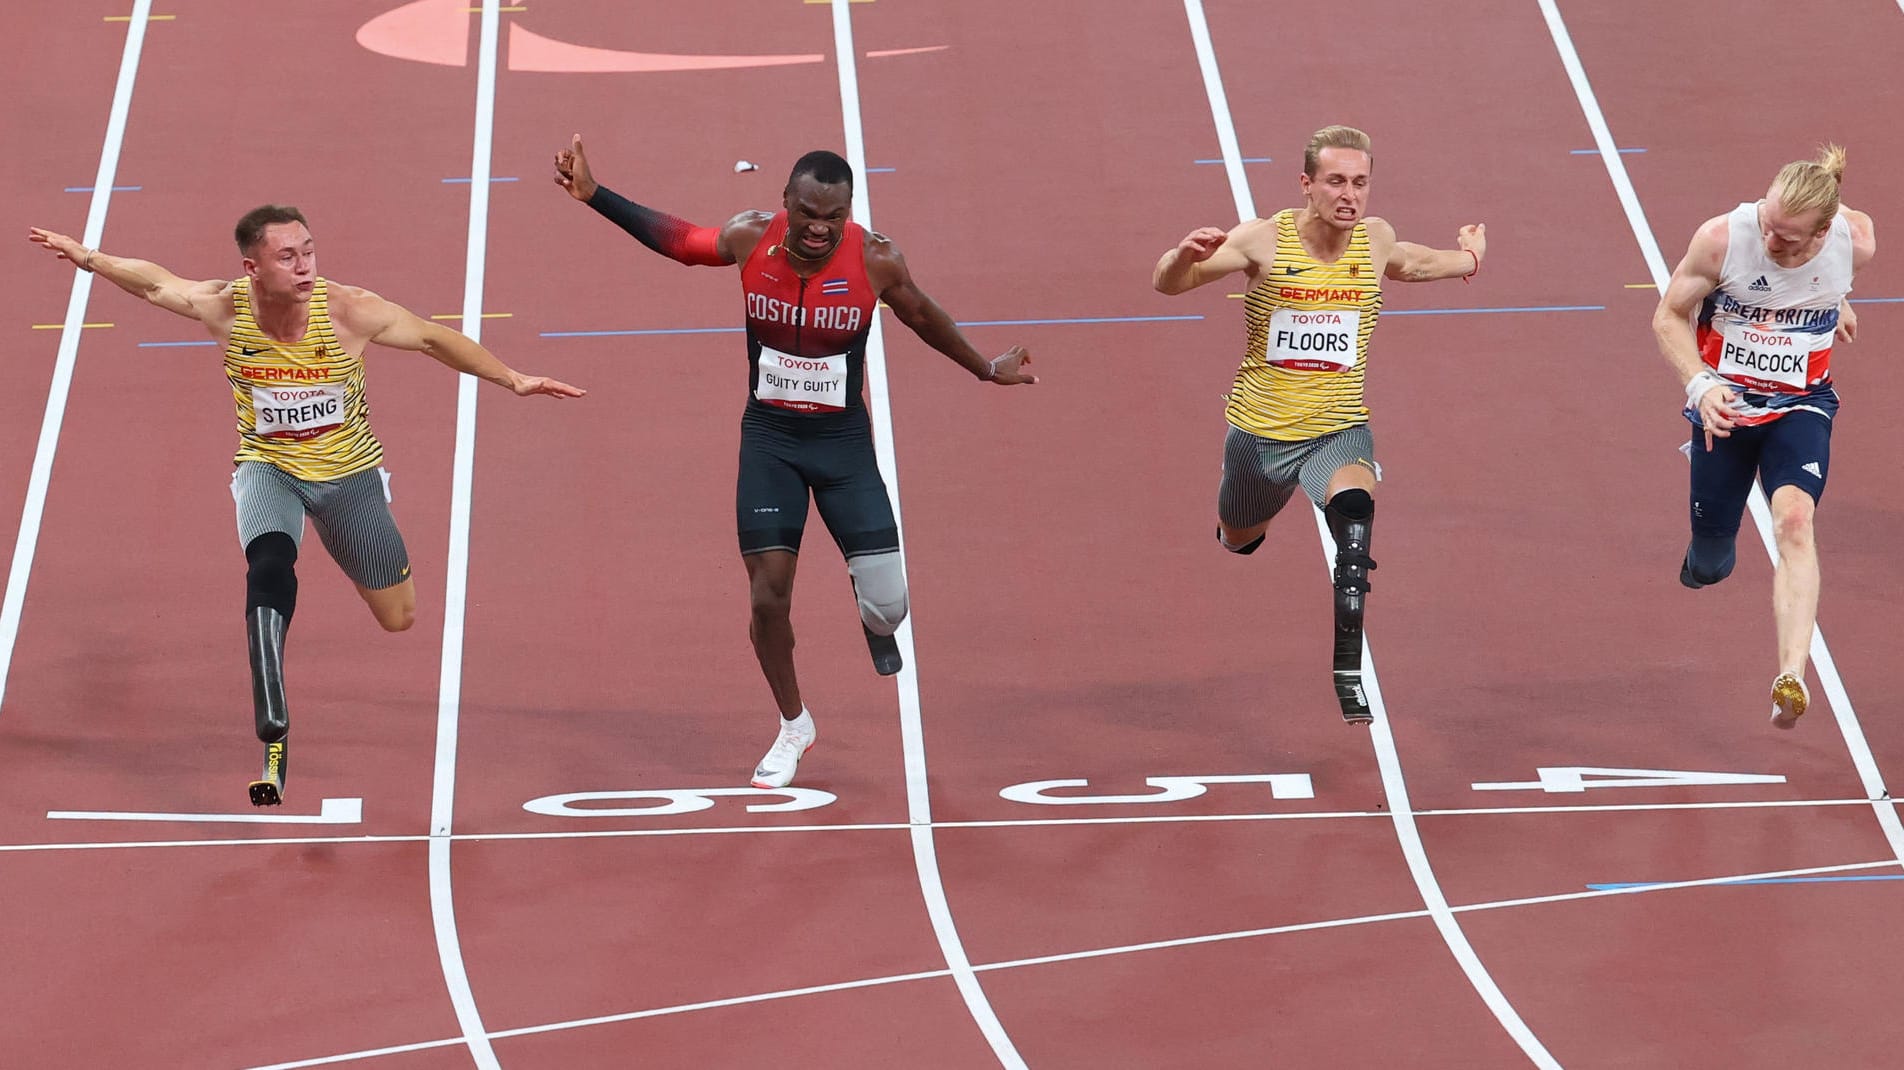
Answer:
top-left (331, 286), bottom-right (586, 398)
top-left (553, 134), bottom-right (739, 266)
top-left (1153, 221), bottom-right (1260, 295)
top-left (27, 227), bottom-right (225, 320)
top-left (1379, 220), bottom-right (1486, 282)
top-left (870, 237), bottom-right (1035, 385)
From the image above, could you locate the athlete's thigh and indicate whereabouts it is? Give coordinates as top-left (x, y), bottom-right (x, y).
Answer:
top-left (737, 414), bottom-right (814, 555)
top-left (1688, 423), bottom-right (1763, 537)
top-left (1755, 410), bottom-right (1832, 505)
top-left (232, 461), bottom-right (308, 549)
top-left (807, 417), bottom-right (898, 557)
top-left (1217, 425), bottom-right (1298, 529)
top-left (1296, 425), bottom-right (1378, 508)
top-left (306, 466), bottom-right (411, 589)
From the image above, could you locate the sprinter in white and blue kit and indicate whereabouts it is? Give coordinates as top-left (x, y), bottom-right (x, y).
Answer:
top-left (1653, 145), bottom-right (1876, 729)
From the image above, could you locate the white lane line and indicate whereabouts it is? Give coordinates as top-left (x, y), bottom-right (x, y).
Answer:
top-left (829, 2), bottom-right (1025, 1066)
top-left (427, 1), bottom-right (502, 1066)
top-left (1536, 0), bottom-right (1904, 870)
top-left (1181, 3), bottom-right (1559, 1066)
top-left (485, 968), bottom-right (956, 1040)
top-left (9, 795), bottom-right (1878, 853)
top-left (245, 851), bottom-right (1899, 1069)
top-left (244, 1038), bottom-right (467, 1070)
top-left (0, 0), bottom-right (155, 713)
top-left (46, 797), bottom-right (362, 824)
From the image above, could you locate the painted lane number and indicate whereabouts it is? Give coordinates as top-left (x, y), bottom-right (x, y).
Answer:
top-left (1470, 767), bottom-right (1788, 794)
top-left (523, 787), bottom-right (836, 818)
top-left (999, 774), bottom-right (1315, 806)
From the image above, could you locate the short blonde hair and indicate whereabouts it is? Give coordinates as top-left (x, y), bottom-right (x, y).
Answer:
top-left (1770, 144), bottom-right (1847, 228)
top-left (1304, 126), bottom-right (1372, 177)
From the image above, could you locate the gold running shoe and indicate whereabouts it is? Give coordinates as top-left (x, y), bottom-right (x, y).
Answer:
top-left (1770, 672), bottom-right (1810, 730)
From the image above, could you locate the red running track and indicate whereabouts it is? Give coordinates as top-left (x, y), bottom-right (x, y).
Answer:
top-left (3, 1), bottom-right (1903, 1067)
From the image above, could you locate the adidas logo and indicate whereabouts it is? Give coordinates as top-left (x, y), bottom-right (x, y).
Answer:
top-left (1748, 275), bottom-right (1772, 292)
top-left (1802, 461), bottom-right (1822, 478)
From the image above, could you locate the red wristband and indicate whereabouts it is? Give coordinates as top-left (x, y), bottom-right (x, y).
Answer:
top-left (1462, 249), bottom-right (1478, 283)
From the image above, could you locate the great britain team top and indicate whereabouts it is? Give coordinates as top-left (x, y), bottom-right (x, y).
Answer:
top-left (1693, 200), bottom-right (1853, 427)
top-left (223, 277), bottom-right (383, 482)
top-left (739, 213), bottom-right (879, 416)
top-left (1227, 210), bottom-right (1384, 442)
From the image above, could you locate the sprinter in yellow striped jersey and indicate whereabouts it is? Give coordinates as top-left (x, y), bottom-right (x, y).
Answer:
top-left (28, 208), bottom-right (584, 802)
top-left (1152, 126), bottom-right (1484, 724)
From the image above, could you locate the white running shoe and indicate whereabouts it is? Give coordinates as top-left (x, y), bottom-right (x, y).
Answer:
top-left (751, 709), bottom-right (816, 788)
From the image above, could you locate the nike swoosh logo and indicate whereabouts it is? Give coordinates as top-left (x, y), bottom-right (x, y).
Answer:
top-left (240, 347), bottom-right (263, 356)
top-left (1283, 266), bottom-right (1310, 275)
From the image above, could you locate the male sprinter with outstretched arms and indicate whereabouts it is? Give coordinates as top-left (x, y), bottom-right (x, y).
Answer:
top-left (28, 208), bottom-right (584, 803)
top-left (1152, 125), bottom-right (1485, 725)
top-left (553, 136), bottom-right (1035, 789)
top-left (1654, 145), bottom-right (1874, 729)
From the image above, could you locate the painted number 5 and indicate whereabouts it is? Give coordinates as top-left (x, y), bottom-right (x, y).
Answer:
top-left (999, 774), bottom-right (1315, 806)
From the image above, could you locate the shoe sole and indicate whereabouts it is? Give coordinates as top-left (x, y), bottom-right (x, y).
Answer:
top-left (751, 740), bottom-right (816, 790)
top-left (1769, 674), bottom-right (1808, 730)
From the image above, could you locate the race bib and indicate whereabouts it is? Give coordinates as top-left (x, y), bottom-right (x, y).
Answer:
top-left (755, 346), bottom-right (847, 412)
top-left (252, 382), bottom-right (346, 439)
top-left (1715, 322), bottom-right (1813, 390)
top-left (1267, 308), bottom-right (1359, 371)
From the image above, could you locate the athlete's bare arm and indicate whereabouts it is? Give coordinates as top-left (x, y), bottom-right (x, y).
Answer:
top-left (1153, 218), bottom-right (1271, 294)
top-left (1833, 207), bottom-right (1875, 344)
top-left (1366, 218), bottom-right (1486, 282)
top-left (1843, 206), bottom-right (1876, 270)
top-left (328, 286), bottom-right (586, 398)
top-left (866, 234), bottom-right (1034, 385)
top-left (27, 226), bottom-right (233, 329)
top-left (1654, 215), bottom-right (1736, 447)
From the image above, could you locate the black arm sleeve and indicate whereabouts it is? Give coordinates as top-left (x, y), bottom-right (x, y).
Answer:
top-left (586, 185), bottom-right (723, 264)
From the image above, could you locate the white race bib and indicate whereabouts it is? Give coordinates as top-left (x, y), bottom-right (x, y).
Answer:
top-left (755, 346), bottom-right (847, 411)
top-left (1267, 308), bottom-right (1359, 371)
top-left (1715, 322), bottom-right (1812, 390)
top-left (252, 382), bottom-right (346, 439)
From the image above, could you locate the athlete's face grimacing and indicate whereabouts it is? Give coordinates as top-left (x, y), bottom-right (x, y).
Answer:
top-left (783, 176), bottom-right (851, 261)
top-left (245, 222), bottom-right (317, 303)
top-left (1300, 147), bottom-right (1372, 231)
top-left (1758, 195), bottom-right (1829, 269)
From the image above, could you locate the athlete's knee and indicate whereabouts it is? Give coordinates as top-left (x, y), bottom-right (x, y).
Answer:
top-left (1218, 524), bottom-right (1267, 555)
top-left (244, 532), bottom-right (299, 622)
top-left (847, 551), bottom-right (908, 636)
top-left (374, 603), bottom-right (415, 633)
top-left (1770, 496), bottom-right (1816, 551)
top-left (748, 568), bottom-right (795, 623)
top-left (1682, 533), bottom-right (1737, 587)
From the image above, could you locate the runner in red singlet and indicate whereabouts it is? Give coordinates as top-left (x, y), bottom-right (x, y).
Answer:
top-left (555, 136), bottom-right (1035, 788)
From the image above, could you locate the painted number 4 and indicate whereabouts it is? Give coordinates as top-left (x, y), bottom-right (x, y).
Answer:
top-left (1000, 774), bottom-right (1315, 806)
top-left (1470, 767), bottom-right (1787, 794)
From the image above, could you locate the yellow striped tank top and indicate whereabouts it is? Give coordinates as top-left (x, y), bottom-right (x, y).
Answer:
top-left (225, 277), bottom-right (383, 481)
top-left (1225, 210), bottom-right (1383, 441)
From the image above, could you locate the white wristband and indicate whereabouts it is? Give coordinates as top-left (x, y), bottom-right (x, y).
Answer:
top-left (1685, 369), bottom-right (1725, 409)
